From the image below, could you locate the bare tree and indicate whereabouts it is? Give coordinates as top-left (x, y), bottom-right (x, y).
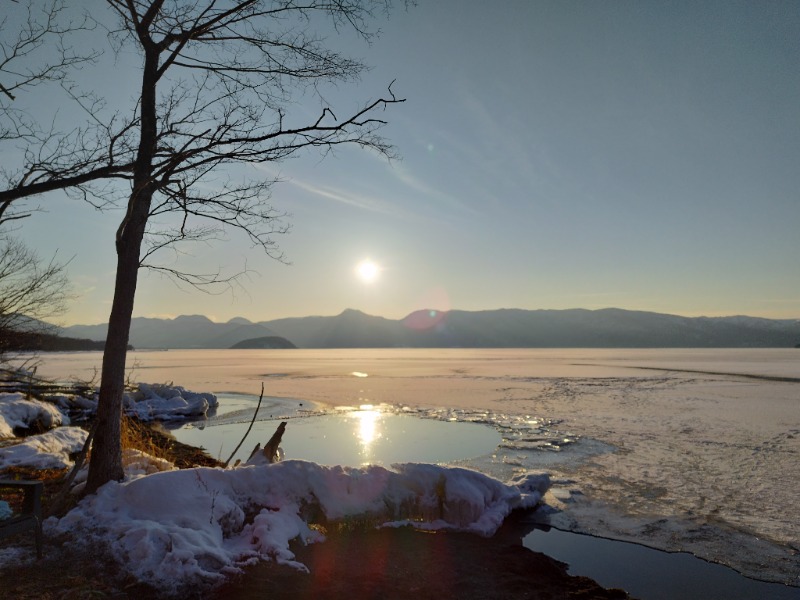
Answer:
top-left (0, 0), bottom-right (95, 101)
top-left (0, 233), bottom-right (71, 361)
top-left (1, 0), bottom-right (99, 224)
top-left (0, 1), bottom-right (406, 492)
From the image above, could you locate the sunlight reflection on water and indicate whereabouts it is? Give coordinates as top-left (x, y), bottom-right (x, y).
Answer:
top-left (355, 406), bottom-right (380, 458)
top-left (172, 404), bottom-right (502, 467)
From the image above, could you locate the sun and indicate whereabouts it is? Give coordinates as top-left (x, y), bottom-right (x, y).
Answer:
top-left (356, 259), bottom-right (380, 283)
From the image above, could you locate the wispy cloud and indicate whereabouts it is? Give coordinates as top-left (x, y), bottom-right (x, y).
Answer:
top-left (256, 157), bottom-right (469, 223)
top-left (253, 161), bottom-right (401, 215)
top-left (388, 162), bottom-right (479, 217)
top-left (288, 177), bottom-right (410, 218)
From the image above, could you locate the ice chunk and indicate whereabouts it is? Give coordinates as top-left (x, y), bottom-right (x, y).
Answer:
top-left (125, 384), bottom-right (218, 421)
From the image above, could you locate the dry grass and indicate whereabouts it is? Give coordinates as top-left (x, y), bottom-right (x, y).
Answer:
top-left (120, 415), bottom-right (172, 462)
top-left (120, 416), bottom-right (222, 470)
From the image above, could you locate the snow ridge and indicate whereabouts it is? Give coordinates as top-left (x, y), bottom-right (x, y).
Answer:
top-left (51, 460), bottom-right (550, 594)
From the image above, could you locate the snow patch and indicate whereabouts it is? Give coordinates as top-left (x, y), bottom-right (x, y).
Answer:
top-left (0, 392), bottom-right (69, 438)
top-left (0, 426), bottom-right (87, 470)
top-left (10, 384), bottom-right (219, 423)
top-left (124, 383), bottom-right (218, 421)
top-left (50, 461), bottom-right (550, 594)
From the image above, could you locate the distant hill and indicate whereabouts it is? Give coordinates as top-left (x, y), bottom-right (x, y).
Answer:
top-left (264, 308), bottom-right (800, 349)
top-left (1, 316), bottom-right (126, 352)
top-left (1, 330), bottom-right (124, 352)
top-left (229, 336), bottom-right (296, 349)
top-left (64, 315), bottom-right (280, 350)
top-left (59, 308), bottom-right (800, 350)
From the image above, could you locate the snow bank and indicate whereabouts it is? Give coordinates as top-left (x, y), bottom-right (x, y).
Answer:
top-left (66, 448), bottom-right (177, 495)
top-left (0, 383), bottom-right (215, 470)
top-left (0, 392), bottom-right (69, 438)
top-left (31, 384), bottom-right (219, 422)
top-left (47, 383), bottom-right (217, 422)
top-left (46, 393), bottom-right (97, 413)
top-left (51, 460), bottom-right (550, 594)
top-left (124, 383), bottom-right (218, 421)
top-left (0, 383), bottom-right (219, 439)
top-left (0, 426), bottom-right (88, 470)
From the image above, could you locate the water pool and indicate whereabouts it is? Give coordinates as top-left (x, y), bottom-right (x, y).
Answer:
top-left (171, 404), bottom-right (502, 467)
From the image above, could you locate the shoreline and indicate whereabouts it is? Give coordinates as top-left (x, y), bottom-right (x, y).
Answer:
top-left (1, 515), bottom-right (636, 600)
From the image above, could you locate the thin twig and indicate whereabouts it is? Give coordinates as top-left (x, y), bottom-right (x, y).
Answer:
top-left (223, 382), bottom-right (264, 468)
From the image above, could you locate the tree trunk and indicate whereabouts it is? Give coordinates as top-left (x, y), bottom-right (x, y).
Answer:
top-left (84, 188), bottom-right (153, 493)
top-left (84, 40), bottom-right (160, 494)
top-left (84, 235), bottom-right (145, 493)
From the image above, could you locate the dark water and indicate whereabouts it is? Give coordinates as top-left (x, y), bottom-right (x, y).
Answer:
top-left (523, 526), bottom-right (800, 600)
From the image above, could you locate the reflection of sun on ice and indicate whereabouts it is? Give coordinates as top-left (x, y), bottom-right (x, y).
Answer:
top-left (356, 259), bottom-right (380, 283)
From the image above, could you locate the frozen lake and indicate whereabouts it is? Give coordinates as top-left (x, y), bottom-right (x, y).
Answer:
top-left (34, 348), bottom-right (800, 588)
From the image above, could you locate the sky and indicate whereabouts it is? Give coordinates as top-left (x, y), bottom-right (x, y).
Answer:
top-left (7, 0), bottom-right (800, 325)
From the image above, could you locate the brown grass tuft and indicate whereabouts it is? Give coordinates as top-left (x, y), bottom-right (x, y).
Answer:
top-left (120, 416), bottom-right (223, 470)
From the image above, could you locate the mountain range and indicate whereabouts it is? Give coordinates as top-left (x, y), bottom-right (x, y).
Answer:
top-left (60, 308), bottom-right (800, 349)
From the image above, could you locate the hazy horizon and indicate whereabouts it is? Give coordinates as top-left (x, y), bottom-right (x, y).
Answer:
top-left (57, 304), bottom-right (800, 328)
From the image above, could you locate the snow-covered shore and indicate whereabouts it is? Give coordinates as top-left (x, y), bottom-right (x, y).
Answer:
top-left (0, 386), bottom-right (551, 596)
top-left (53, 461), bottom-right (548, 594)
